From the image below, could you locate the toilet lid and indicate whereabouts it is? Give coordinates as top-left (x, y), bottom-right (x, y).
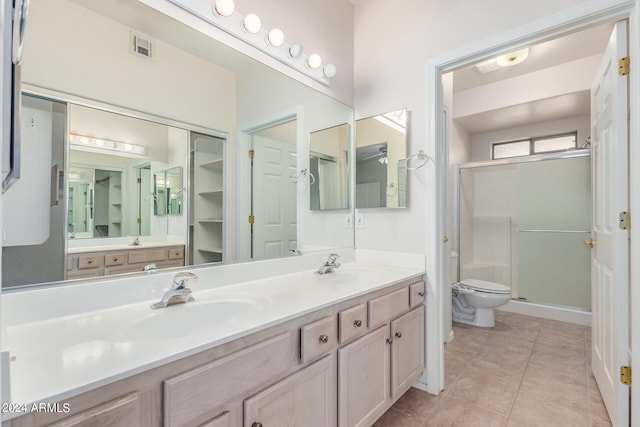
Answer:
top-left (457, 279), bottom-right (511, 294)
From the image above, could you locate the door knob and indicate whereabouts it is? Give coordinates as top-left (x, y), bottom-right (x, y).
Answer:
top-left (584, 239), bottom-right (596, 248)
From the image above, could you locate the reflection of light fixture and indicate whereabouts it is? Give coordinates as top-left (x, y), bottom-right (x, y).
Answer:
top-left (243, 13), bottom-right (262, 33)
top-left (169, 0), bottom-right (336, 84)
top-left (378, 153), bottom-right (388, 164)
top-left (267, 28), bottom-right (285, 47)
top-left (213, 0), bottom-right (235, 17)
top-left (496, 48), bottom-right (529, 67)
top-left (68, 133), bottom-right (146, 156)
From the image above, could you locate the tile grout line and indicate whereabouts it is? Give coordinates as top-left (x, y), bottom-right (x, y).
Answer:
top-left (503, 324), bottom-right (540, 426)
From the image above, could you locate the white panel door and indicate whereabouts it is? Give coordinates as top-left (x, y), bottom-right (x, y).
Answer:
top-left (590, 20), bottom-right (629, 427)
top-left (252, 135), bottom-right (297, 259)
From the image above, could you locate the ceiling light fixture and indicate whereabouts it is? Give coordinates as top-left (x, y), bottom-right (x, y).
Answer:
top-left (68, 134), bottom-right (146, 156)
top-left (496, 48), bottom-right (530, 67)
top-left (169, 0), bottom-right (336, 85)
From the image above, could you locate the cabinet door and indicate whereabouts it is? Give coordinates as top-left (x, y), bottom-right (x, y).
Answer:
top-left (244, 354), bottom-right (336, 427)
top-left (47, 393), bottom-right (142, 426)
top-left (338, 325), bottom-right (390, 427)
top-left (390, 306), bottom-right (424, 398)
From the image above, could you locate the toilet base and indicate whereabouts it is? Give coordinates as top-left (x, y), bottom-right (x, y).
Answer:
top-left (452, 307), bottom-right (496, 327)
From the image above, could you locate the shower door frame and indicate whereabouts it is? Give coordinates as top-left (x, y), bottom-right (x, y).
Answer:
top-left (455, 149), bottom-right (592, 293)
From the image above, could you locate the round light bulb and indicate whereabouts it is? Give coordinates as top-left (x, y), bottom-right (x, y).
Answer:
top-left (213, 0), bottom-right (235, 17)
top-left (307, 53), bottom-right (322, 69)
top-left (243, 14), bottom-right (262, 34)
top-left (268, 28), bottom-right (285, 47)
top-left (323, 64), bottom-right (337, 78)
top-left (94, 139), bottom-right (104, 147)
top-left (79, 137), bottom-right (88, 145)
top-left (288, 43), bottom-right (303, 59)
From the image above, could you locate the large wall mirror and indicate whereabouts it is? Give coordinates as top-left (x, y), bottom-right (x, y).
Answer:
top-left (355, 110), bottom-right (408, 209)
top-left (309, 123), bottom-right (350, 211)
top-left (2, 0), bottom-right (354, 288)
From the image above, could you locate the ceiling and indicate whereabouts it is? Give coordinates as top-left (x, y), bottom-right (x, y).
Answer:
top-left (451, 22), bottom-right (614, 134)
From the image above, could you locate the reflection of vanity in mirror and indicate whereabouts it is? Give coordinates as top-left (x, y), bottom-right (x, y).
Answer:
top-left (355, 109), bottom-right (408, 209)
top-left (1, 0), bottom-right (354, 288)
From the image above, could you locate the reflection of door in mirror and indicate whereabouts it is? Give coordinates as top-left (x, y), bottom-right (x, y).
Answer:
top-left (135, 165), bottom-right (151, 235)
top-left (309, 123), bottom-right (350, 210)
top-left (154, 171), bottom-right (167, 217)
top-left (94, 169), bottom-right (123, 237)
top-left (166, 167), bottom-right (184, 215)
top-left (251, 120), bottom-right (297, 260)
top-left (67, 167), bottom-right (94, 238)
top-left (190, 133), bottom-right (225, 265)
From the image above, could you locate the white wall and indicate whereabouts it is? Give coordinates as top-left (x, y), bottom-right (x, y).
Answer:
top-left (352, 0), bottom-right (625, 254)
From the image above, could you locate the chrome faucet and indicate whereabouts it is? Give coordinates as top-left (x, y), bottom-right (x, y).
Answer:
top-left (151, 272), bottom-right (198, 309)
top-left (317, 253), bottom-right (341, 274)
top-left (130, 236), bottom-right (141, 246)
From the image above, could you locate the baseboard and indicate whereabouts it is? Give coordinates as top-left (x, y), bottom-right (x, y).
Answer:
top-left (497, 299), bottom-right (591, 326)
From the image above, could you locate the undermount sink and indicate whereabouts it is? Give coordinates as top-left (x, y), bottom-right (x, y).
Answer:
top-left (125, 296), bottom-right (267, 340)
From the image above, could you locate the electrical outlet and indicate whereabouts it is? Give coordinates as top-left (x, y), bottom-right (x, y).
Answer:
top-left (356, 212), bottom-right (365, 229)
top-left (345, 214), bottom-right (353, 229)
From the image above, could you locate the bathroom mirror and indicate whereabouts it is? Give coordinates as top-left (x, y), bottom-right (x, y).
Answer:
top-left (154, 172), bottom-right (168, 217)
top-left (154, 166), bottom-right (183, 216)
top-left (309, 123), bottom-right (350, 210)
top-left (67, 167), bottom-right (94, 238)
top-left (355, 110), bottom-right (408, 209)
top-left (3, 0), bottom-right (354, 288)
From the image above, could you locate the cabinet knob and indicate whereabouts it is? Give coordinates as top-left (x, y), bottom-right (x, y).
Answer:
top-left (87, 260), bottom-right (93, 264)
top-left (319, 334), bottom-right (329, 344)
top-left (252, 422), bottom-right (263, 427)
top-left (395, 331), bottom-right (402, 339)
top-left (354, 319), bottom-right (363, 328)
top-left (114, 258), bottom-right (118, 262)
top-left (386, 337), bottom-right (393, 344)
top-left (418, 291), bottom-right (425, 297)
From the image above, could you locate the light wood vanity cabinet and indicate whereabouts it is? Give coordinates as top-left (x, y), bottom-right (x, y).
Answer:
top-left (66, 245), bottom-right (185, 279)
top-left (8, 277), bottom-right (424, 427)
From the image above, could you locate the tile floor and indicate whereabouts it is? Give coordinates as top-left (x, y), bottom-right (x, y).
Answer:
top-left (374, 310), bottom-right (612, 427)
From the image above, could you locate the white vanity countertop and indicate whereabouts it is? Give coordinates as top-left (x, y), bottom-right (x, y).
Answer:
top-left (3, 260), bottom-right (424, 414)
top-left (67, 240), bottom-right (185, 254)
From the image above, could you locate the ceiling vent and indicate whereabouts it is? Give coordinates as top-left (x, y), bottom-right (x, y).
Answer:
top-left (131, 33), bottom-right (153, 59)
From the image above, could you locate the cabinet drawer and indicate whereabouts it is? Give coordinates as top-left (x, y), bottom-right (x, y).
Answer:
top-left (104, 253), bottom-right (125, 267)
top-left (300, 316), bottom-right (337, 363)
top-left (368, 287), bottom-right (409, 328)
top-left (410, 281), bottom-right (425, 307)
top-left (339, 304), bottom-right (367, 344)
top-left (128, 249), bottom-right (167, 264)
top-left (164, 332), bottom-right (291, 427)
top-left (168, 246), bottom-right (185, 260)
top-left (78, 254), bottom-right (103, 270)
top-left (48, 393), bottom-right (141, 426)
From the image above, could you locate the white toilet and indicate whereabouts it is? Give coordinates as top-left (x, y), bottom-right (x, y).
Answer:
top-left (451, 279), bottom-right (511, 327)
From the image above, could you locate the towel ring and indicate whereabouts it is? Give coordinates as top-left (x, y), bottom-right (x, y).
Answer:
top-left (405, 150), bottom-right (430, 170)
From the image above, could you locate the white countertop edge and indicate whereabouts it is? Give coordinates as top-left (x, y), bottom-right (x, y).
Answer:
top-left (2, 266), bottom-right (424, 418)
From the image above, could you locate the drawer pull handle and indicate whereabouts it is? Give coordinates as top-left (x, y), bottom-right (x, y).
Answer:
top-left (252, 422), bottom-right (263, 427)
top-left (87, 260), bottom-right (92, 264)
top-left (319, 334), bottom-right (329, 344)
top-left (354, 319), bottom-right (363, 328)
top-left (113, 258), bottom-right (118, 262)
top-left (418, 291), bottom-right (425, 297)
top-left (395, 331), bottom-right (402, 339)
top-left (386, 337), bottom-right (393, 344)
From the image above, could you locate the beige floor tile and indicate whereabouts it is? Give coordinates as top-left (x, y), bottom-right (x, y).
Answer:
top-left (475, 340), bottom-right (531, 376)
top-left (372, 408), bottom-right (425, 427)
top-left (508, 390), bottom-right (589, 426)
top-left (424, 396), bottom-right (507, 427)
top-left (391, 387), bottom-right (446, 419)
top-left (448, 369), bottom-right (521, 415)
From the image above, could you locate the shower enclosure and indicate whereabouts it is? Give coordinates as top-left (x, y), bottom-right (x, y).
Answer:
top-left (457, 151), bottom-right (592, 310)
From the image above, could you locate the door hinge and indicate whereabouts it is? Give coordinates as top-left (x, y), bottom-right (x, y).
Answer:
top-left (137, 218), bottom-right (141, 224)
top-left (248, 215), bottom-right (255, 224)
top-left (621, 365), bottom-right (632, 386)
top-left (248, 150), bottom-right (255, 159)
top-left (137, 177), bottom-right (141, 184)
top-left (619, 57), bottom-right (630, 76)
top-left (619, 211), bottom-right (631, 230)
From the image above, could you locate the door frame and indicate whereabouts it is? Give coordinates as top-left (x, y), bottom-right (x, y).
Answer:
top-left (424, 0), bottom-right (639, 416)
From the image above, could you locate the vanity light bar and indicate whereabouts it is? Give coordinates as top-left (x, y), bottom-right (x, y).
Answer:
top-left (68, 134), bottom-right (146, 156)
top-left (168, 0), bottom-right (336, 85)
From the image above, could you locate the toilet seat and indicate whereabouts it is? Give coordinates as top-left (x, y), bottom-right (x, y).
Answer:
top-left (456, 279), bottom-right (510, 294)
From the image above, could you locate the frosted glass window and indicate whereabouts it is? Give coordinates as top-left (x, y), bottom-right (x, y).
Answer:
top-left (534, 134), bottom-right (577, 153)
top-left (493, 140), bottom-right (530, 159)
